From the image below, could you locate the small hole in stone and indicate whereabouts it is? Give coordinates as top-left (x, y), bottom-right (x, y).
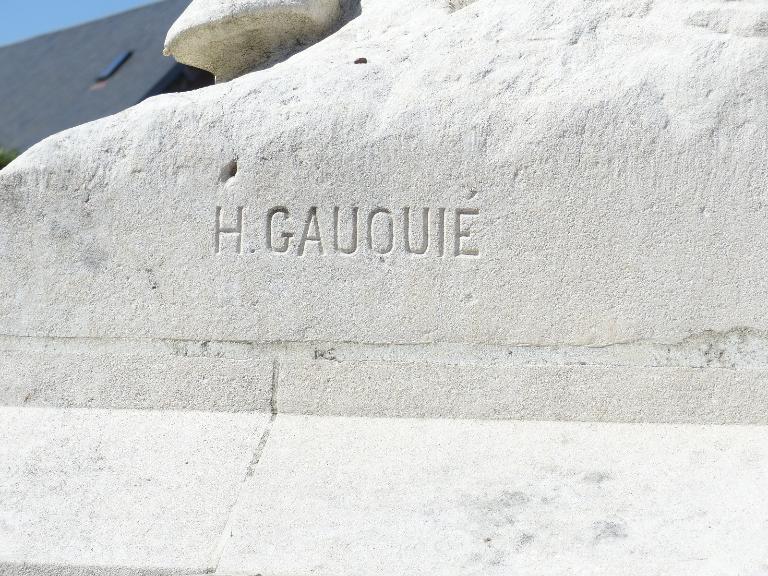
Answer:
top-left (220, 159), bottom-right (238, 183)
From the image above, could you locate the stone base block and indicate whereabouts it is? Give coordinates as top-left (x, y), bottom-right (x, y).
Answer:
top-left (0, 407), bottom-right (270, 575)
top-left (3, 409), bottom-right (768, 575)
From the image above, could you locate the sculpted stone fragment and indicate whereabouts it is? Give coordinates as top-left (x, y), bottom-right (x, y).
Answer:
top-left (164, 0), bottom-right (343, 81)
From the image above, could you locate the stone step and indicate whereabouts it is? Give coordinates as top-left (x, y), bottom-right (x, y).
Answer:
top-left (3, 335), bottom-right (768, 424)
top-left (0, 406), bottom-right (271, 575)
top-left (2, 408), bottom-right (767, 575)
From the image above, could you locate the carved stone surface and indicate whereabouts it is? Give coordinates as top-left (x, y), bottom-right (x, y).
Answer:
top-left (164, 0), bottom-right (344, 81)
top-left (3, 0), bottom-right (768, 423)
top-left (2, 0), bottom-right (768, 573)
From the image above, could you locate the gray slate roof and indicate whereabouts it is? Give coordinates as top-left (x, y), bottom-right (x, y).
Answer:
top-left (0, 0), bottom-right (192, 151)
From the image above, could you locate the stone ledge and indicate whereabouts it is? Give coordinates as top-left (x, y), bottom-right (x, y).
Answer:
top-left (0, 349), bottom-right (273, 412)
top-left (4, 412), bottom-right (767, 575)
top-left (218, 414), bottom-right (768, 575)
top-left (278, 360), bottom-right (768, 424)
top-left (4, 334), bottom-right (768, 423)
top-left (0, 407), bottom-right (270, 575)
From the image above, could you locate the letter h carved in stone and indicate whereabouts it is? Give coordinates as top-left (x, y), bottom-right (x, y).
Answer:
top-left (214, 206), bottom-right (243, 254)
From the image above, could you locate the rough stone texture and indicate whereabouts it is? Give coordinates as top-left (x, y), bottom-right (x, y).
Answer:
top-left (0, 407), bottom-right (271, 574)
top-left (218, 415), bottom-right (768, 575)
top-left (2, 0), bottom-right (768, 422)
top-left (0, 348), bottom-right (273, 411)
top-left (3, 1), bottom-right (768, 572)
top-left (4, 332), bottom-right (768, 423)
top-left (278, 359), bottom-right (768, 424)
top-left (5, 413), bottom-right (766, 575)
top-left (164, 0), bottom-right (344, 81)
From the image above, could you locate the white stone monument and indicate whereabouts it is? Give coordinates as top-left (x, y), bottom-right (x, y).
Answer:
top-left (2, 0), bottom-right (768, 573)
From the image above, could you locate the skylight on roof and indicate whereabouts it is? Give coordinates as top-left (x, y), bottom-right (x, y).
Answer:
top-left (96, 51), bottom-right (133, 81)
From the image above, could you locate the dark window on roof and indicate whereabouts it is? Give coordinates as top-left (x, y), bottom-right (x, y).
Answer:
top-left (96, 51), bottom-right (133, 81)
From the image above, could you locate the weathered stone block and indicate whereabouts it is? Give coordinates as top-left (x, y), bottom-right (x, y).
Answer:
top-left (0, 346), bottom-right (273, 412)
top-left (0, 407), bottom-right (270, 574)
top-left (3, 0), bottom-right (768, 423)
top-left (217, 414), bottom-right (768, 575)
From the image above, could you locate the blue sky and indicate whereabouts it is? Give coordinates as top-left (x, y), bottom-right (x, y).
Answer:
top-left (1, 1), bottom-right (158, 46)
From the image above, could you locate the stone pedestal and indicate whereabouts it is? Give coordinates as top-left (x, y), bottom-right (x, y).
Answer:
top-left (2, 0), bottom-right (768, 573)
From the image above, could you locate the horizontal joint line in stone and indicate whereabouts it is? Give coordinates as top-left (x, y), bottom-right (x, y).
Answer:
top-left (1, 328), bottom-right (768, 370)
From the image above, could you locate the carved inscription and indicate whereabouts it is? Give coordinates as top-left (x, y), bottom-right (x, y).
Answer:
top-left (215, 206), bottom-right (480, 257)
top-left (214, 206), bottom-right (243, 254)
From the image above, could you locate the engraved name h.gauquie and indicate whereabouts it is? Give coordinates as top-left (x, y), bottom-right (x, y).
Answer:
top-left (214, 206), bottom-right (480, 257)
